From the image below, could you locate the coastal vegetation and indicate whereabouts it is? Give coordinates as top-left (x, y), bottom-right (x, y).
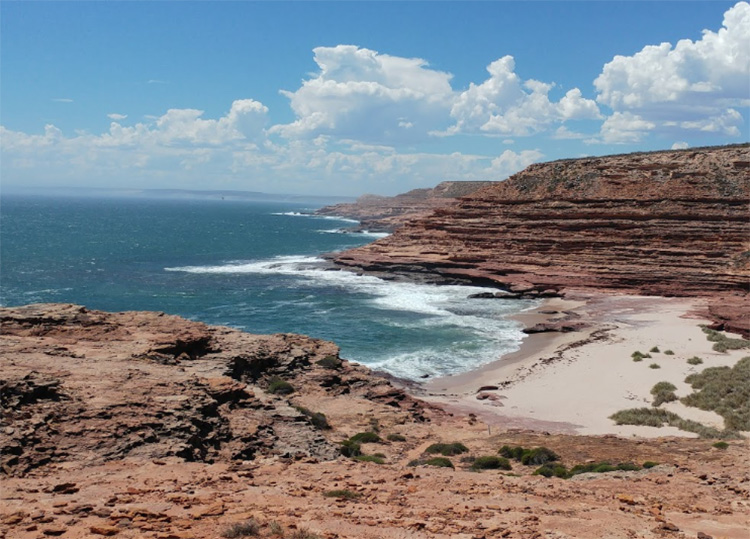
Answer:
top-left (687, 356), bottom-right (704, 365)
top-left (222, 520), bottom-right (260, 538)
top-left (650, 382), bottom-right (678, 407)
top-left (534, 461), bottom-right (644, 479)
top-left (499, 445), bottom-right (560, 466)
top-left (425, 442), bottom-right (469, 456)
top-left (471, 455), bottom-right (512, 471)
top-left (701, 326), bottom-right (750, 353)
top-left (340, 432), bottom-right (385, 461)
top-left (681, 356), bottom-right (750, 431)
top-left (267, 376), bottom-right (295, 395)
top-left (353, 454), bottom-right (385, 464)
top-left (293, 406), bottom-right (330, 430)
top-left (221, 518), bottom-right (323, 538)
top-left (315, 355), bottom-right (343, 370)
top-left (349, 431), bottom-right (382, 443)
top-left (609, 407), bottom-right (740, 439)
top-left (424, 457), bottom-right (454, 468)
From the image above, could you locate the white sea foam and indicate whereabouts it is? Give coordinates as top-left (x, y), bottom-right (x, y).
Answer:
top-left (271, 212), bottom-right (360, 224)
top-left (318, 228), bottom-right (389, 238)
top-left (165, 255), bottom-right (535, 380)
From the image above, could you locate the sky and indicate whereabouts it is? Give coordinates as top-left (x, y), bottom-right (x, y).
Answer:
top-left (1, 1), bottom-right (748, 197)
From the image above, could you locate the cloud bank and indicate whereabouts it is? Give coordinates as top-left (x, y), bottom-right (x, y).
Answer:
top-left (2, 2), bottom-right (747, 195)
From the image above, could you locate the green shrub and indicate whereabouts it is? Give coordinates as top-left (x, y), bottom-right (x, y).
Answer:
top-left (651, 381), bottom-right (677, 393)
top-left (682, 357), bottom-right (750, 431)
top-left (316, 355), bottom-right (342, 370)
top-left (267, 376), bottom-right (294, 395)
top-left (386, 433), bottom-right (406, 442)
top-left (471, 455), bottom-right (512, 471)
top-left (701, 327), bottom-right (750, 352)
top-left (533, 461), bottom-right (642, 479)
top-left (609, 407), bottom-right (735, 439)
top-left (632, 351), bottom-right (651, 361)
top-left (353, 454), bottom-right (385, 464)
top-left (293, 406), bottom-right (331, 430)
top-left (687, 356), bottom-right (704, 365)
top-left (520, 447), bottom-right (560, 466)
top-left (499, 445), bottom-right (525, 460)
top-left (568, 462), bottom-right (640, 475)
top-left (650, 346), bottom-right (660, 353)
top-left (425, 442), bottom-right (469, 456)
top-left (649, 363), bottom-right (661, 369)
top-left (642, 461), bottom-right (659, 469)
top-left (349, 431), bottom-right (381, 444)
top-left (650, 381), bottom-right (678, 407)
top-left (339, 439), bottom-right (361, 457)
top-left (323, 489), bottom-right (360, 500)
top-left (664, 350), bottom-right (674, 355)
top-left (424, 457), bottom-right (454, 468)
top-left (533, 463), bottom-right (569, 478)
top-left (712, 441), bottom-right (729, 450)
top-left (221, 520), bottom-right (260, 538)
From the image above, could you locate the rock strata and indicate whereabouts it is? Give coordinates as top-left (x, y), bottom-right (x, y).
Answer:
top-left (0, 303), bottom-right (429, 477)
top-left (315, 181), bottom-right (494, 231)
top-left (334, 145), bottom-right (750, 332)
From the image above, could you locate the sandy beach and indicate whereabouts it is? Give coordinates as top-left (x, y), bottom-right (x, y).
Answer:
top-left (417, 293), bottom-right (748, 438)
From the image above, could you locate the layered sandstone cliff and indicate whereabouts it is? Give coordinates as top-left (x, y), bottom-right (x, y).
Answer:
top-left (315, 181), bottom-right (493, 231)
top-left (334, 145), bottom-right (749, 327)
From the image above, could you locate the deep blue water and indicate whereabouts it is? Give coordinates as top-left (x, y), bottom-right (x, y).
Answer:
top-left (0, 194), bottom-right (535, 380)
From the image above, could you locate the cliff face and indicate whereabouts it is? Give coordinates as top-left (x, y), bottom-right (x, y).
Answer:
top-left (334, 145), bottom-right (749, 327)
top-left (315, 181), bottom-right (494, 231)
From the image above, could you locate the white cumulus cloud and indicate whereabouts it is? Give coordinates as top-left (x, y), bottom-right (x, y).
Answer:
top-left (447, 56), bottom-right (600, 136)
top-left (272, 45), bottom-right (454, 143)
top-left (107, 113), bottom-right (128, 120)
top-left (593, 1), bottom-right (750, 140)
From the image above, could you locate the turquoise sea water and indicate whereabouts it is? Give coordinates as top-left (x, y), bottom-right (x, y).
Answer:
top-left (0, 195), bottom-right (535, 380)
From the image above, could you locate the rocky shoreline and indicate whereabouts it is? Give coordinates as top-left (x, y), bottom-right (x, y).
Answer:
top-left (329, 144), bottom-right (749, 335)
top-left (2, 302), bottom-right (750, 538)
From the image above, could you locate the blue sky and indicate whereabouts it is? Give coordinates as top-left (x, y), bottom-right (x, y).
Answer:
top-left (1, 1), bottom-right (748, 196)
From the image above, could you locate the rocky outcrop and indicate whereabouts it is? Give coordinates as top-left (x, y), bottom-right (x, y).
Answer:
top-left (2, 304), bottom-right (750, 539)
top-left (315, 181), bottom-right (494, 231)
top-left (0, 303), bottom-right (431, 477)
top-left (334, 145), bottom-right (750, 330)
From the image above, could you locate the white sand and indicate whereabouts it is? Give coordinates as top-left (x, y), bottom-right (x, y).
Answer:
top-left (419, 294), bottom-right (747, 438)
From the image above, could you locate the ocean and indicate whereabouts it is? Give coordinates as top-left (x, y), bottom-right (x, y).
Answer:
top-left (0, 194), bottom-right (536, 380)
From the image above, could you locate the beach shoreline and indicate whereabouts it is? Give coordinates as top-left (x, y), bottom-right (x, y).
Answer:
top-left (408, 291), bottom-right (747, 438)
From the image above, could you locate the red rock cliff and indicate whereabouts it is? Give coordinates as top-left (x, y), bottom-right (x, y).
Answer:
top-left (315, 181), bottom-right (494, 231)
top-left (334, 145), bottom-right (749, 319)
